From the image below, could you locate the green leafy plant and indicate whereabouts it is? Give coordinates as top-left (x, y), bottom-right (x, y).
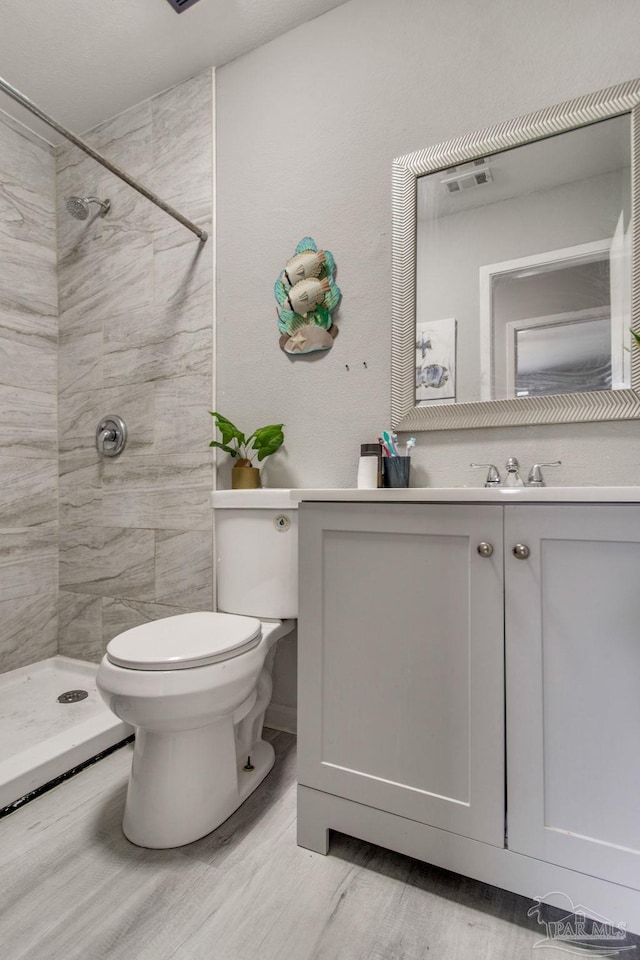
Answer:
top-left (209, 412), bottom-right (284, 466)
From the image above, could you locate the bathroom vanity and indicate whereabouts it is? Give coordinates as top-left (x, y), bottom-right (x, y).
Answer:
top-left (293, 488), bottom-right (640, 932)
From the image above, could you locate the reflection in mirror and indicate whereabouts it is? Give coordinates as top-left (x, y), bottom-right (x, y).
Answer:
top-left (487, 248), bottom-right (615, 399)
top-left (416, 114), bottom-right (631, 407)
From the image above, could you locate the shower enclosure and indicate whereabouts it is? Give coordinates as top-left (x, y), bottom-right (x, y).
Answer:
top-left (0, 70), bottom-right (215, 812)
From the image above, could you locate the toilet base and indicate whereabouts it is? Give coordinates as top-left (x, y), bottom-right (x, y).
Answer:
top-left (235, 737), bottom-right (276, 805)
top-left (122, 722), bottom-right (275, 849)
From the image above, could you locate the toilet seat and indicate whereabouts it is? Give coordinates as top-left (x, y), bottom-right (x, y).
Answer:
top-left (106, 611), bottom-right (262, 671)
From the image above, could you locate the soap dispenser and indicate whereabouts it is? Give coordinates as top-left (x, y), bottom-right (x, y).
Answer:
top-left (504, 457), bottom-right (524, 487)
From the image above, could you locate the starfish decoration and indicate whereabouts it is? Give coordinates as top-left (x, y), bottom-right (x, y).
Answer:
top-left (288, 331), bottom-right (308, 352)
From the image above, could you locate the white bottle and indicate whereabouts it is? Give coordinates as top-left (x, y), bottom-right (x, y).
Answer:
top-left (357, 444), bottom-right (381, 489)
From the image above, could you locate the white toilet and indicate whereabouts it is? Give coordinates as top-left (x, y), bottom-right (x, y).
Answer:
top-left (96, 489), bottom-right (298, 849)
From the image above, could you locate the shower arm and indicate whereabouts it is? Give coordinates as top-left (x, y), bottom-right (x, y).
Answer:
top-left (0, 74), bottom-right (207, 243)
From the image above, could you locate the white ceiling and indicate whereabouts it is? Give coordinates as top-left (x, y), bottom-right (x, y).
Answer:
top-left (0, 0), bottom-right (350, 143)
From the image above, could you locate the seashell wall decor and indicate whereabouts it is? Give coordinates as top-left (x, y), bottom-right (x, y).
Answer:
top-left (274, 237), bottom-right (341, 355)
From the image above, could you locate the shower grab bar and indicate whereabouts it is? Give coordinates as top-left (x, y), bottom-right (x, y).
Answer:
top-left (0, 74), bottom-right (208, 243)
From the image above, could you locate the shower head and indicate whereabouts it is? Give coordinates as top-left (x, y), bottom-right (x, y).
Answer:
top-left (65, 196), bottom-right (111, 220)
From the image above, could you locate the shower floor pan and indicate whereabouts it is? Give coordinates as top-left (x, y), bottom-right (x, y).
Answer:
top-left (0, 655), bottom-right (131, 810)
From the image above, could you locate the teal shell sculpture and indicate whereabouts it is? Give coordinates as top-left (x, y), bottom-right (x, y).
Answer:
top-left (274, 237), bottom-right (341, 355)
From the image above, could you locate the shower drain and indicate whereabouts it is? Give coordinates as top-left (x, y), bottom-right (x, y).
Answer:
top-left (57, 690), bottom-right (89, 703)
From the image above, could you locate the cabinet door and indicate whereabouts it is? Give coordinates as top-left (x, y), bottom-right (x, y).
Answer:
top-left (298, 502), bottom-right (505, 847)
top-left (505, 505), bottom-right (640, 888)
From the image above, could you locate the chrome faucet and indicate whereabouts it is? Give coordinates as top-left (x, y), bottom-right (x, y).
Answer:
top-left (526, 460), bottom-right (561, 487)
top-left (470, 463), bottom-right (502, 487)
top-left (504, 457), bottom-right (524, 487)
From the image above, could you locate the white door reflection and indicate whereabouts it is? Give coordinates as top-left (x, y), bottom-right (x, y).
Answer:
top-left (479, 236), bottom-right (627, 400)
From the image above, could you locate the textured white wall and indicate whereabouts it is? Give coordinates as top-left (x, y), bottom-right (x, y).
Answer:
top-left (217, 0), bottom-right (640, 491)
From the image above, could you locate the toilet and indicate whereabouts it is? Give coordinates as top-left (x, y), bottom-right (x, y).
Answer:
top-left (96, 489), bottom-right (298, 849)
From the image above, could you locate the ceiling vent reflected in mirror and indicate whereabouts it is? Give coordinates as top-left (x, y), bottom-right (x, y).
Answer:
top-left (165, 0), bottom-right (203, 12)
top-left (440, 159), bottom-right (493, 193)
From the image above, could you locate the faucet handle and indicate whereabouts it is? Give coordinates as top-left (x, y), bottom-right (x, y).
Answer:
top-left (526, 460), bottom-right (561, 487)
top-left (470, 463), bottom-right (502, 487)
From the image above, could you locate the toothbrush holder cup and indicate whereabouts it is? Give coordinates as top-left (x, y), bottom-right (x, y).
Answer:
top-left (382, 456), bottom-right (411, 488)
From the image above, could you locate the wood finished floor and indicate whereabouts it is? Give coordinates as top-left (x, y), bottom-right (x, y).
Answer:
top-left (0, 729), bottom-right (628, 960)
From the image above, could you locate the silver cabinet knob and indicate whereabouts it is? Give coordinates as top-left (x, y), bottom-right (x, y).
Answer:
top-left (477, 542), bottom-right (494, 558)
top-left (512, 543), bottom-right (530, 560)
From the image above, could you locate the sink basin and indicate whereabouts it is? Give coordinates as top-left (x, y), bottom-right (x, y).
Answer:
top-left (290, 487), bottom-right (640, 503)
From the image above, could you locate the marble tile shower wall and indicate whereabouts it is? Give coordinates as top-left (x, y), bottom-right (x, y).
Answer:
top-left (0, 118), bottom-right (58, 672)
top-left (56, 71), bottom-right (214, 661)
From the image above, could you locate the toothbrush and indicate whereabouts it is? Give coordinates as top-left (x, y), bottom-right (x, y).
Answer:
top-left (378, 435), bottom-right (392, 457)
top-left (405, 437), bottom-right (416, 455)
top-left (382, 431), bottom-right (399, 457)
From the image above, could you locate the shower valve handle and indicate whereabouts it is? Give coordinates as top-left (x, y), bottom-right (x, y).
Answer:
top-left (96, 415), bottom-right (127, 457)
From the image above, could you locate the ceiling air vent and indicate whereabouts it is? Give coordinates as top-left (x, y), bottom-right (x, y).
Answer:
top-left (165, 0), bottom-right (203, 12)
top-left (440, 159), bottom-right (493, 194)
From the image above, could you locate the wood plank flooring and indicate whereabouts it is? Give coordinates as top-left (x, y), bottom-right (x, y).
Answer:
top-left (1, 730), bottom-right (635, 960)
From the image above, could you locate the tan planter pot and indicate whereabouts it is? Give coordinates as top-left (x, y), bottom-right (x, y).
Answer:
top-left (231, 459), bottom-right (261, 489)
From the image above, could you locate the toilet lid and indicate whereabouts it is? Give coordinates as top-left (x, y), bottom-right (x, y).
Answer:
top-left (105, 612), bottom-right (262, 670)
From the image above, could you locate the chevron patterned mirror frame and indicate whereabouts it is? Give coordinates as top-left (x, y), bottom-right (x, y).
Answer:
top-left (391, 77), bottom-right (640, 432)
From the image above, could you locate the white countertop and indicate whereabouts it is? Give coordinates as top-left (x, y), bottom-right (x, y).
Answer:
top-left (290, 487), bottom-right (640, 503)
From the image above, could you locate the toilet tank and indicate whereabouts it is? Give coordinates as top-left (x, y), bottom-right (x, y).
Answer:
top-left (211, 489), bottom-right (298, 619)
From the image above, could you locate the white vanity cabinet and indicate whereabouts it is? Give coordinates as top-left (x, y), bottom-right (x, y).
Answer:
top-left (505, 505), bottom-right (640, 889)
top-left (296, 496), bottom-right (640, 931)
top-left (297, 502), bottom-right (505, 846)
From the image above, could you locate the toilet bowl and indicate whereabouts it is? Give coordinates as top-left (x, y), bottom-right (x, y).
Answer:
top-left (96, 489), bottom-right (298, 848)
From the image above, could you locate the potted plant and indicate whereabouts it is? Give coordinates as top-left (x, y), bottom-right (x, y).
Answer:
top-left (209, 412), bottom-right (285, 489)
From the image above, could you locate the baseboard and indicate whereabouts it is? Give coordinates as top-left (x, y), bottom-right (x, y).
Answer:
top-left (265, 702), bottom-right (297, 734)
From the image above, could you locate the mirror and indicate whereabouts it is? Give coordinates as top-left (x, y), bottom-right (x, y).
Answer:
top-left (391, 79), bottom-right (640, 431)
